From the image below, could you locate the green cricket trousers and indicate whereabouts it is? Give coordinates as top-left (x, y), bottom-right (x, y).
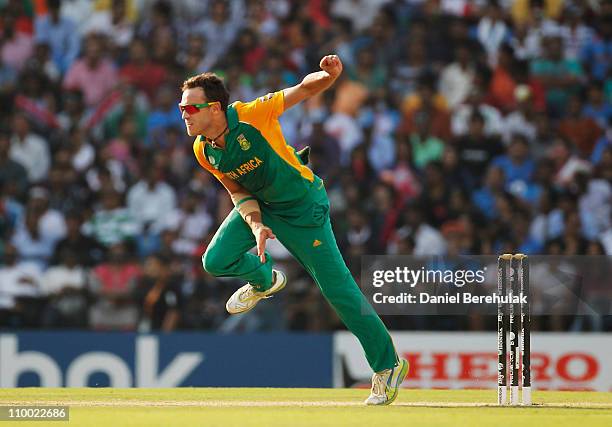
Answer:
top-left (202, 177), bottom-right (398, 372)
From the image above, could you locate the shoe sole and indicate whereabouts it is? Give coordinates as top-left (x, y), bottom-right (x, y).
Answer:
top-left (383, 358), bottom-right (410, 406)
top-left (226, 270), bottom-right (287, 314)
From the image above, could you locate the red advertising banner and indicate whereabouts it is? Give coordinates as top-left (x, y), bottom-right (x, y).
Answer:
top-left (334, 332), bottom-right (612, 392)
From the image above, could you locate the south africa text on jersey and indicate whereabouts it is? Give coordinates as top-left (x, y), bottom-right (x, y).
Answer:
top-left (225, 157), bottom-right (264, 180)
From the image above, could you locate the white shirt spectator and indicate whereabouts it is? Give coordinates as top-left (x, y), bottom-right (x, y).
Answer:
top-left (501, 111), bottom-right (536, 144)
top-left (441, 0), bottom-right (487, 16)
top-left (579, 179), bottom-right (611, 239)
top-left (41, 265), bottom-right (87, 296)
top-left (0, 263), bottom-right (43, 309)
top-left (60, 0), bottom-right (94, 34)
top-left (11, 222), bottom-right (57, 269)
top-left (127, 180), bottom-right (177, 229)
top-left (39, 208), bottom-right (68, 243)
top-left (530, 209), bottom-right (564, 244)
top-left (72, 142), bottom-right (95, 172)
top-left (439, 63), bottom-right (474, 109)
top-left (9, 133), bottom-right (50, 183)
top-left (324, 113), bottom-right (363, 166)
top-left (477, 17), bottom-right (508, 65)
top-left (601, 228), bottom-right (612, 255)
top-left (194, 0), bottom-right (245, 70)
top-left (414, 224), bottom-right (447, 256)
top-left (365, 109), bottom-right (397, 172)
top-left (390, 224), bottom-right (447, 256)
top-left (161, 206), bottom-right (213, 255)
top-left (559, 24), bottom-right (594, 60)
top-left (331, 0), bottom-right (389, 32)
top-left (510, 31), bottom-right (542, 60)
top-left (452, 104), bottom-right (503, 137)
top-left (83, 11), bottom-right (134, 48)
top-left (555, 157), bottom-right (593, 188)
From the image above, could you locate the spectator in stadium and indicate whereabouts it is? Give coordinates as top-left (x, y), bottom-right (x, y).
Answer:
top-left (400, 73), bottom-right (451, 141)
top-left (194, 0), bottom-right (244, 71)
top-left (34, 0), bottom-right (80, 74)
top-left (582, 81), bottom-right (612, 129)
top-left (420, 161), bottom-right (452, 228)
top-left (409, 110), bottom-right (445, 170)
top-left (439, 43), bottom-right (475, 109)
top-left (63, 34), bottom-right (118, 108)
top-left (0, 12), bottom-right (34, 72)
top-left (83, 0), bottom-right (135, 51)
top-left (160, 191), bottom-right (212, 257)
top-left (146, 85), bottom-right (184, 145)
top-left (452, 85), bottom-right (503, 138)
top-left (591, 120), bottom-right (612, 165)
top-left (9, 113), bottom-right (50, 183)
top-left (501, 84), bottom-right (538, 144)
top-left (52, 211), bottom-right (105, 267)
top-left (126, 165), bottom-right (176, 232)
top-left (388, 202), bottom-right (446, 256)
top-left (530, 35), bottom-right (584, 117)
top-left (88, 242), bottom-right (140, 330)
top-left (82, 189), bottom-right (140, 247)
top-left (492, 135), bottom-right (535, 189)
top-left (558, 94), bottom-right (602, 157)
top-left (40, 247), bottom-right (88, 328)
top-left (10, 204), bottom-right (56, 271)
top-left (0, 244), bottom-right (43, 327)
top-left (134, 253), bottom-right (182, 331)
top-left (580, 12), bottom-right (612, 81)
top-left (472, 165), bottom-right (506, 221)
top-left (119, 38), bottom-right (167, 101)
top-left (477, 1), bottom-right (509, 66)
top-left (454, 112), bottom-right (504, 185)
top-left (0, 130), bottom-right (28, 200)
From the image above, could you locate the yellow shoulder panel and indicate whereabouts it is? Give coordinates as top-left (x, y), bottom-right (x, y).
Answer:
top-left (235, 92), bottom-right (314, 182)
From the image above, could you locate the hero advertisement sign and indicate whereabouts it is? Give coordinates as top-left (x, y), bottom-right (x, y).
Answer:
top-left (334, 332), bottom-right (612, 391)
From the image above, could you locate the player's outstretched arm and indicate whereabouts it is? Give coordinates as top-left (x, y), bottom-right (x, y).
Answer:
top-left (282, 54), bottom-right (343, 112)
top-left (219, 175), bottom-right (275, 264)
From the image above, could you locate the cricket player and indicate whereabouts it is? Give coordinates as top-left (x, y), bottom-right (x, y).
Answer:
top-left (180, 55), bottom-right (408, 405)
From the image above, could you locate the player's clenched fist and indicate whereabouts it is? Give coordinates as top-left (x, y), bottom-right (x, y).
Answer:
top-left (320, 55), bottom-right (343, 79)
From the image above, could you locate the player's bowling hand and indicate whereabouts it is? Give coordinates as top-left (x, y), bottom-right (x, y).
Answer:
top-left (320, 55), bottom-right (343, 79)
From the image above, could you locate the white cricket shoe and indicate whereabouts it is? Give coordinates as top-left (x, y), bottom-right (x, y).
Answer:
top-left (365, 358), bottom-right (410, 406)
top-left (225, 269), bottom-right (287, 314)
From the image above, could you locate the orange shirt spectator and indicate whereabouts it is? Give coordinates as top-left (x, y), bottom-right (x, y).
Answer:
top-left (559, 96), bottom-right (602, 156)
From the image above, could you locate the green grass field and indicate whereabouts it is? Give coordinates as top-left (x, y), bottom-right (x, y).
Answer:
top-left (0, 388), bottom-right (610, 427)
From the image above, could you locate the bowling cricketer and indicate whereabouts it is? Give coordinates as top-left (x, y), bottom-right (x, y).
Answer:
top-left (180, 54), bottom-right (408, 405)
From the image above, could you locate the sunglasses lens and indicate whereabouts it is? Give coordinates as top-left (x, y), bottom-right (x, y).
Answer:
top-left (179, 104), bottom-right (199, 115)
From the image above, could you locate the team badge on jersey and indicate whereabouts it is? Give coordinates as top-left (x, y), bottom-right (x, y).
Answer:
top-left (237, 134), bottom-right (251, 151)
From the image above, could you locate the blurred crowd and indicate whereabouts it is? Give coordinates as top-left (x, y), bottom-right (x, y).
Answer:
top-left (0, 0), bottom-right (610, 332)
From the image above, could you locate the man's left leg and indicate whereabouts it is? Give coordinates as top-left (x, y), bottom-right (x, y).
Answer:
top-left (264, 210), bottom-right (408, 404)
top-left (262, 211), bottom-right (398, 373)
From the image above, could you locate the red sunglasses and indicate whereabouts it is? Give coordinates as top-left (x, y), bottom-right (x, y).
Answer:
top-left (178, 101), bottom-right (220, 115)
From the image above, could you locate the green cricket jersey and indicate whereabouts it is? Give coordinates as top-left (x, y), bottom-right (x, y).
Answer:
top-left (192, 91), bottom-right (320, 206)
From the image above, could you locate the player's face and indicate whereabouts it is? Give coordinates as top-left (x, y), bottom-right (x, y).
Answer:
top-left (180, 88), bottom-right (214, 137)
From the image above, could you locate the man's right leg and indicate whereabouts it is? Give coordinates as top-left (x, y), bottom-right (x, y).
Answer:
top-left (202, 209), bottom-right (273, 290)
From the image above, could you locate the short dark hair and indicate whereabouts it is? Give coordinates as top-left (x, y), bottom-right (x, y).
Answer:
top-left (181, 73), bottom-right (230, 112)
